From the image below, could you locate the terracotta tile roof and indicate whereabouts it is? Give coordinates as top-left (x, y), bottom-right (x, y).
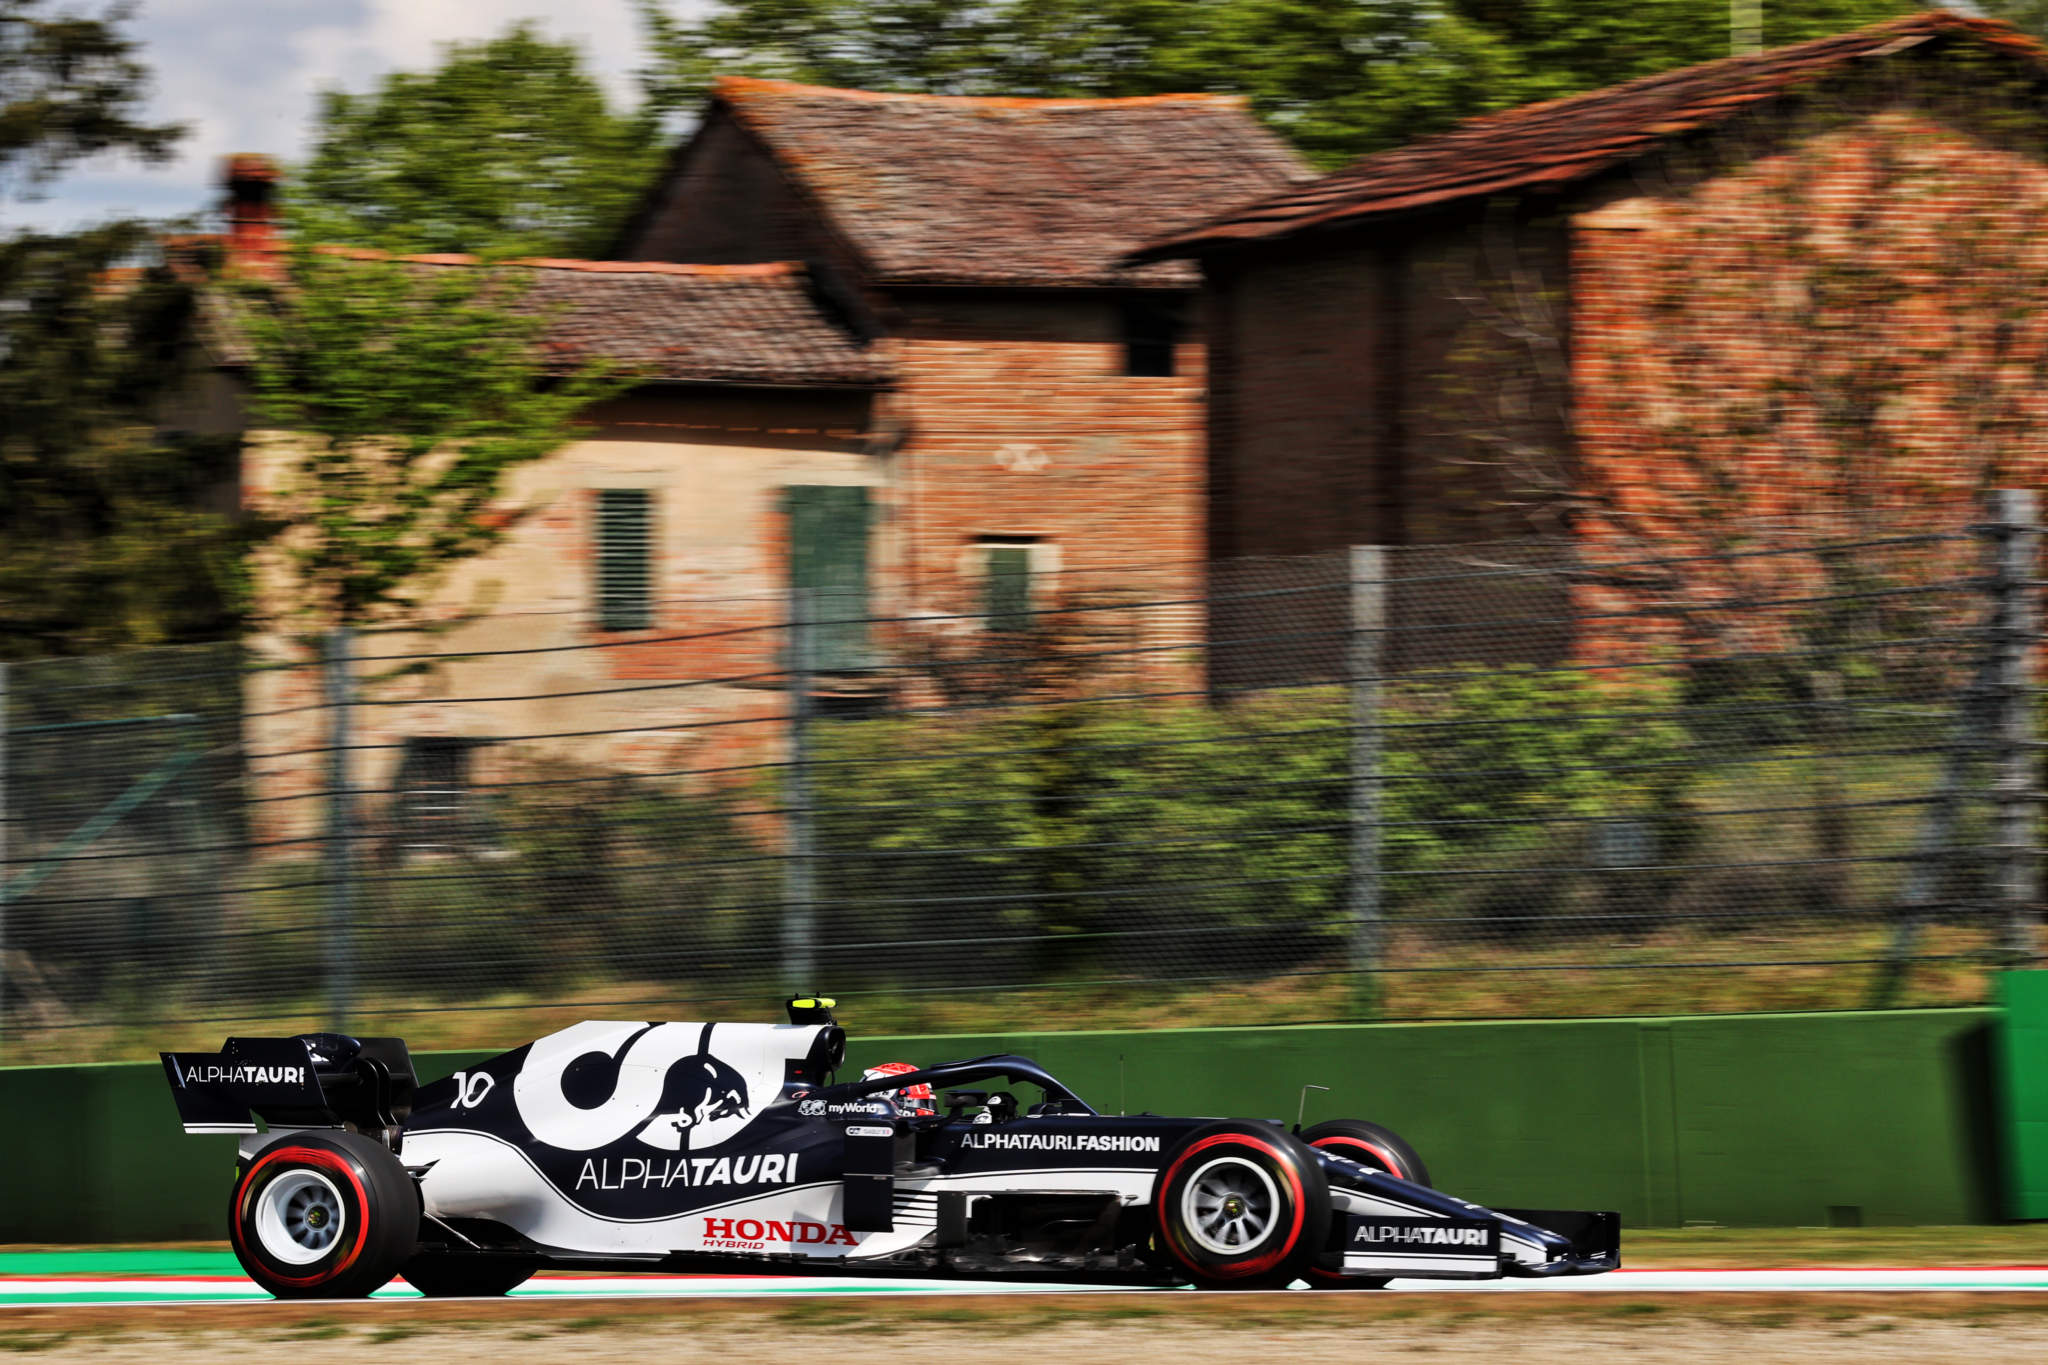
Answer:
top-left (1134, 10), bottom-right (2047, 260)
top-left (708, 77), bottom-right (1311, 287)
top-left (209, 254), bottom-right (891, 389)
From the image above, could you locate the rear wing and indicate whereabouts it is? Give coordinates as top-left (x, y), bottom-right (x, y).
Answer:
top-left (160, 1034), bottom-right (417, 1136)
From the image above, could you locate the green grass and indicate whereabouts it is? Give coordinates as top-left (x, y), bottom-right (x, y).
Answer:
top-left (272, 1317), bottom-right (344, 1341)
top-left (1627, 1224), bottom-right (2048, 1266)
top-left (557, 1315), bottom-right (626, 1332)
top-left (4, 930), bottom-right (2008, 1067)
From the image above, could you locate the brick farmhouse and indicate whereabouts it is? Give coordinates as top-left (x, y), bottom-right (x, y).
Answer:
top-left (1136, 11), bottom-right (2048, 580)
top-left (215, 85), bottom-right (1305, 842)
top-left (615, 78), bottom-right (1305, 622)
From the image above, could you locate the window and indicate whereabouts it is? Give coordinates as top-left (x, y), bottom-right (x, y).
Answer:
top-left (1120, 298), bottom-right (1182, 377)
top-left (395, 737), bottom-right (493, 858)
top-left (968, 538), bottom-right (1054, 632)
top-left (983, 544), bottom-right (1033, 632)
top-left (595, 488), bottom-right (653, 630)
top-left (784, 485), bottom-right (872, 672)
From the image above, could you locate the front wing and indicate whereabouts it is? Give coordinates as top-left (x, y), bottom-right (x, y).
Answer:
top-left (1309, 1151), bottom-right (1618, 1282)
top-left (1330, 1206), bottom-right (1620, 1280)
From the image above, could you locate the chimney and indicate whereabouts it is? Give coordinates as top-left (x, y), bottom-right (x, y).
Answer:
top-left (221, 153), bottom-right (281, 275)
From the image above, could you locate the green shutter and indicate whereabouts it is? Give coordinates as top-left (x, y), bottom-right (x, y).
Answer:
top-left (984, 547), bottom-right (1031, 631)
top-left (785, 485), bottom-right (871, 671)
top-left (596, 488), bottom-right (653, 630)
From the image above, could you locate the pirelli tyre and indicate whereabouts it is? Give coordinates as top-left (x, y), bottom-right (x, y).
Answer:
top-left (1300, 1119), bottom-right (1431, 1187)
top-left (1300, 1118), bottom-right (1430, 1290)
top-left (1152, 1122), bottom-right (1331, 1289)
top-left (229, 1131), bottom-right (418, 1299)
top-left (401, 1253), bottom-right (536, 1298)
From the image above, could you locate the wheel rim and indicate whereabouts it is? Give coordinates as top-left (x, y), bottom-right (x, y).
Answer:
top-left (1180, 1155), bottom-right (1281, 1256)
top-left (253, 1169), bottom-right (347, 1266)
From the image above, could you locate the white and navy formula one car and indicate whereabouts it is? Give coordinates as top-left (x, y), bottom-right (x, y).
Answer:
top-left (161, 999), bottom-right (1618, 1298)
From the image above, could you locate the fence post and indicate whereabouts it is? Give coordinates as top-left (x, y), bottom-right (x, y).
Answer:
top-left (1812, 670), bottom-right (1849, 912)
top-left (323, 628), bottom-right (355, 1029)
top-left (1991, 489), bottom-right (2041, 964)
top-left (1348, 546), bottom-right (1387, 1015)
top-left (783, 588), bottom-right (817, 992)
top-left (0, 659), bottom-right (9, 1046)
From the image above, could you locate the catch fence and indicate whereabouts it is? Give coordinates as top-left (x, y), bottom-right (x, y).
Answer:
top-left (0, 502), bottom-right (2039, 1059)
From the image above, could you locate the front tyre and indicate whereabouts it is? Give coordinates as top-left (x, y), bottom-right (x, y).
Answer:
top-left (401, 1253), bottom-right (536, 1298)
top-left (230, 1131), bottom-right (418, 1299)
top-left (1153, 1123), bottom-right (1330, 1289)
top-left (1301, 1118), bottom-right (1428, 1290)
top-left (1300, 1119), bottom-right (1430, 1187)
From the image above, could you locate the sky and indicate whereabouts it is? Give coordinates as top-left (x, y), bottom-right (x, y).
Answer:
top-left (5, 0), bottom-right (704, 234)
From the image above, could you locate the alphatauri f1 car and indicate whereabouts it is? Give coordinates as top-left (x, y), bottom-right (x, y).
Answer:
top-left (161, 999), bottom-right (1618, 1297)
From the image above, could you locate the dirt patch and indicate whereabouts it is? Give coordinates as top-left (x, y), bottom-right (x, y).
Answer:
top-left (4, 1293), bottom-right (2048, 1363)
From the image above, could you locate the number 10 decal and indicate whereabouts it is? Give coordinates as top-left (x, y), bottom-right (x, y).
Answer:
top-left (452, 1070), bottom-right (496, 1110)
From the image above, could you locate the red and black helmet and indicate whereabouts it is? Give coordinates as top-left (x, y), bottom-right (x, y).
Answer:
top-left (860, 1061), bottom-right (936, 1116)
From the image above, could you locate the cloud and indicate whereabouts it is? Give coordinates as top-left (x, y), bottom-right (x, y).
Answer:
top-left (4, 0), bottom-right (703, 234)
top-left (291, 0), bottom-right (651, 110)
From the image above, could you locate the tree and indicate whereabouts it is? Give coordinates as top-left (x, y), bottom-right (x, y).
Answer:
top-left (0, 226), bottom-right (245, 657)
top-left (240, 240), bottom-right (625, 629)
top-left (297, 23), bottom-right (662, 259)
top-left (0, 4), bottom-right (223, 658)
top-left (1980, 2), bottom-right (2048, 39)
top-left (1, 0), bottom-right (181, 198)
top-left (638, 0), bottom-right (1918, 168)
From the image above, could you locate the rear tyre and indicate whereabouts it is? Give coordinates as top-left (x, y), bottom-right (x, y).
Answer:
top-left (401, 1253), bottom-right (536, 1298)
top-left (229, 1131), bottom-right (418, 1299)
top-left (1301, 1118), bottom-right (1428, 1290)
top-left (1153, 1122), bottom-right (1330, 1289)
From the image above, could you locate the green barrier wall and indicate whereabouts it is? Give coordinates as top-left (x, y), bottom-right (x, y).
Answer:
top-left (0, 1007), bottom-right (2003, 1242)
top-left (2000, 971), bottom-right (2048, 1219)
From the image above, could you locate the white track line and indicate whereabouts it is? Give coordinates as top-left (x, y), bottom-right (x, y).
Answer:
top-left (5, 1266), bottom-right (2048, 1306)
top-left (1396, 1267), bottom-right (2048, 1293)
top-left (0, 1275), bottom-right (1138, 1306)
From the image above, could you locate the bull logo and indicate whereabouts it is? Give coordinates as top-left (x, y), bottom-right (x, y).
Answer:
top-left (511, 1021), bottom-right (766, 1154)
top-left (634, 1054), bottom-right (751, 1152)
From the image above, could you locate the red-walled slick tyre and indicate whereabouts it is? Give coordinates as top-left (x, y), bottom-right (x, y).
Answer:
top-left (1300, 1119), bottom-right (1430, 1188)
top-left (229, 1131), bottom-right (418, 1299)
top-left (1301, 1118), bottom-right (1430, 1290)
top-left (1152, 1122), bottom-right (1330, 1289)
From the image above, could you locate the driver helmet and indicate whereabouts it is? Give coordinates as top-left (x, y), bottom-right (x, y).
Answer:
top-left (861, 1061), bottom-right (936, 1117)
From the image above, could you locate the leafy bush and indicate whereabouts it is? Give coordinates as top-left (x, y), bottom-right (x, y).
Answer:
top-left (478, 766), bottom-right (779, 987)
top-left (158, 668), bottom-right (1700, 1017)
top-left (1386, 666), bottom-right (1695, 937)
top-left (808, 666), bottom-right (1696, 979)
top-left (810, 713), bottom-right (1054, 982)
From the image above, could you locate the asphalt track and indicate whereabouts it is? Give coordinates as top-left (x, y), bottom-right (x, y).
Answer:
top-left (3, 1252), bottom-right (2048, 1305)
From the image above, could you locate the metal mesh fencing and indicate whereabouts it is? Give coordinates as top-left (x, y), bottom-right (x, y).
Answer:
top-left (0, 507), bottom-right (2037, 1060)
